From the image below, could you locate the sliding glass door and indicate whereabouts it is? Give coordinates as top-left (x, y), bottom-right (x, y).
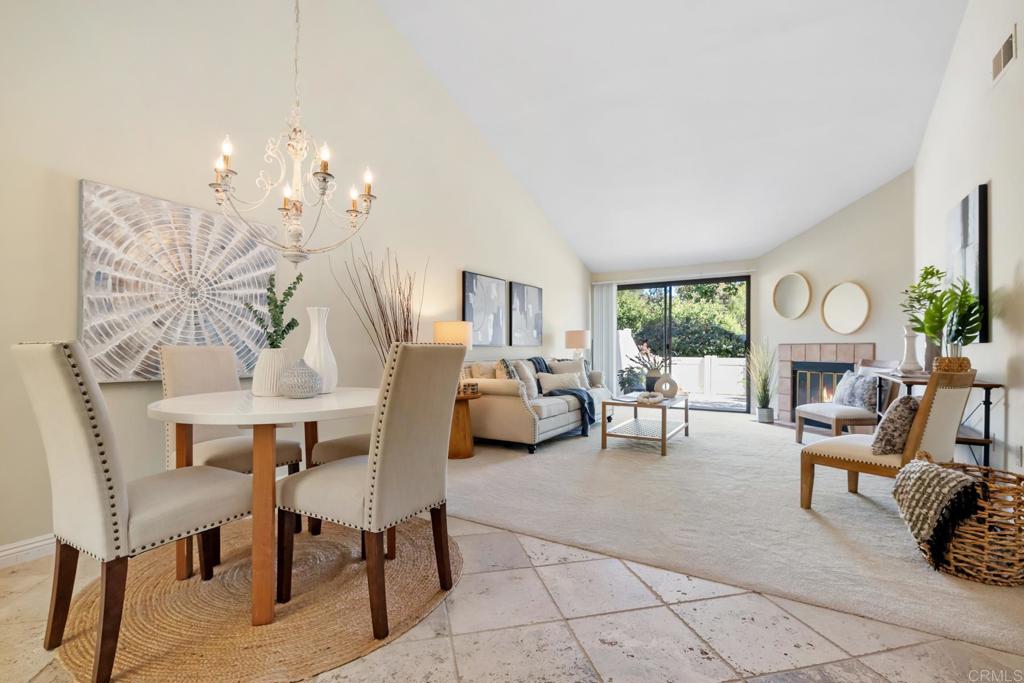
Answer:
top-left (616, 276), bottom-right (750, 412)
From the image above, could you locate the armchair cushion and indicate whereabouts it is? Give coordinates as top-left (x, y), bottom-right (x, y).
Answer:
top-left (801, 434), bottom-right (903, 467)
top-left (192, 435), bottom-right (302, 473)
top-left (277, 456), bottom-right (367, 528)
top-left (127, 466), bottom-right (252, 555)
top-left (795, 402), bottom-right (875, 421)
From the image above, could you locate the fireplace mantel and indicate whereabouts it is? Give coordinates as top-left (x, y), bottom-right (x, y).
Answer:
top-left (776, 343), bottom-right (875, 423)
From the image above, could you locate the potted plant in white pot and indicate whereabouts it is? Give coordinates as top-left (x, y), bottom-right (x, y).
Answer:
top-left (747, 342), bottom-right (776, 423)
top-left (899, 265), bottom-right (945, 373)
top-left (913, 277), bottom-right (982, 373)
top-left (245, 272), bottom-right (303, 396)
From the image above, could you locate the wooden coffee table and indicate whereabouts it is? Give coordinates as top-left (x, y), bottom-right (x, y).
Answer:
top-left (601, 394), bottom-right (689, 456)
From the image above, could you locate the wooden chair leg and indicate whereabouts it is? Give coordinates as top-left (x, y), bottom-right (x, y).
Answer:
top-left (848, 470), bottom-right (860, 494)
top-left (364, 531), bottom-right (389, 639)
top-left (360, 530), bottom-right (366, 560)
top-left (430, 504), bottom-right (453, 590)
top-left (386, 526), bottom-right (396, 560)
top-left (795, 416), bottom-right (804, 443)
top-left (309, 518), bottom-right (322, 536)
top-left (286, 463), bottom-right (302, 534)
top-left (277, 510), bottom-right (296, 604)
top-left (44, 540), bottom-right (79, 650)
top-left (800, 454), bottom-right (815, 509)
top-left (197, 529), bottom-right (218, 581)
top-left (832, 420), bottom-right (844, 437)
top-left (209, 526), bottom-right (221, 567)
top-left (92, 557), bottom-right (128, 683)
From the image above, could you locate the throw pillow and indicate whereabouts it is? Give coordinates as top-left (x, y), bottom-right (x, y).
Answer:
top-left (833, 371), bottom-right (877, 412)
top-left (471, 362), bottom-right (496, 379)
top-left (496, 358), bottom-right (520, 381)
top-left (549, 358), bottom-right (590, 388)
top-left (512, 360), bottom-right (540, 399)
top-left (872, 396), bottom-right (920, 455)
top-left (537, 372), bottom-right (581, 394)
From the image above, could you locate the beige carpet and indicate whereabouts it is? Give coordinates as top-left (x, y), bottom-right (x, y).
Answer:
top-left (448, 410), bottom-right (1024, 654)
top-left (59, 517), bottom-right (461, 682)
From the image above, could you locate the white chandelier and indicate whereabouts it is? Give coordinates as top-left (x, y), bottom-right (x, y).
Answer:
top-left (208, 0), bottom-right (377, 264)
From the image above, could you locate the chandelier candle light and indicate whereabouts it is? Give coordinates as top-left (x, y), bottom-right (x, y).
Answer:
top-left (208, 0), bottom-right (378, 264)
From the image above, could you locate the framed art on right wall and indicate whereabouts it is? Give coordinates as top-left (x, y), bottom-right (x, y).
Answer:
top-left (947, 183), bottom-right (990, 343)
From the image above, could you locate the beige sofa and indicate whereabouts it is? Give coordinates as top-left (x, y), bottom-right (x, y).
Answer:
top-left (462, 359), bottom-right (612, 453)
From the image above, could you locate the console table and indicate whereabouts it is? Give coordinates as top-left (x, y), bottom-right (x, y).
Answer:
top-left (875, 373), bottom-right (1004, 467)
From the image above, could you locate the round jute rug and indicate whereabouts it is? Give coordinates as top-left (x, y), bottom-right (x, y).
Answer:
top-left (57, 517), bottom-right (462, 682)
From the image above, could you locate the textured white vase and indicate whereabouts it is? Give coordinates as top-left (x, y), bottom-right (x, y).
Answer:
top-left (898, 322), bottom-right (923, 374)
top-left (251, 348), bottom-right (289, 397)
top-left (655, 372), bottom-right (679, 398)
top-left (303, 307), bottom-right (338, 394)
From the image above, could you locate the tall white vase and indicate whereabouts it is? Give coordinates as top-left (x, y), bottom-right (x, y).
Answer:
top-left (898, 322), bottom-right (923, 374)
top-left (251, 348), bottom-right (289, 397)
top-left (303, 307), bottom-right (338, 394)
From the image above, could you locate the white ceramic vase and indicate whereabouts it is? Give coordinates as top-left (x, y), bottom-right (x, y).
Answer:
top-left (655, 372), bottom-right (679, 398)
top-left (898, 322), bottom-right (923, 374)
top-left (252, 348), bottom-right (289, 397)
top-left (303, 307), bottom-right (337, 394)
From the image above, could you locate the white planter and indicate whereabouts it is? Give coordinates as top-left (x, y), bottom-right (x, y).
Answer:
top-left (757, 407), bottom-right (774, 424)
top-left (898, 322), bottom-right (923, 373)
top-left (303, 307), bottom-right (337, 394)
top-left (252, 348), bottom-right (289, 397)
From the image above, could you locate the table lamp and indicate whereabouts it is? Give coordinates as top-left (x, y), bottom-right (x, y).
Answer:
top-left (565, 330), bottom-right (591, 360)
top-left (434, 321), bottom-right (473, 349)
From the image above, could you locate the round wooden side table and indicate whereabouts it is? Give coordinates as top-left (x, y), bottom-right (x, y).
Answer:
top-left (449, 393), bottom-right (480, 459)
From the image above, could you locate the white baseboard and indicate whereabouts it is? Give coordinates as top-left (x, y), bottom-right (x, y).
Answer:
top-left (0, 533), bottom-right (55, 568)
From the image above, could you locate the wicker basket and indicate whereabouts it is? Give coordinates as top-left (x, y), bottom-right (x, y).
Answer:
top-left (922, 461), bottom-right (1024, 586)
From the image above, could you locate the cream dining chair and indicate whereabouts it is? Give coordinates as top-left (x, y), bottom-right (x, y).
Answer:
top-left (13, 341), bottom-right (254, 683)
top-left (800, 370), bottom-right (976, 509)
top-left (160, 345), bottom-right (304, 546)
top-left (275, 343), bottom-right (466, 639)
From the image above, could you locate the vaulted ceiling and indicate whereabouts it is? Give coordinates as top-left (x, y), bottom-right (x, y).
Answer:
top-left (378, 0), bottom-right (967, 273)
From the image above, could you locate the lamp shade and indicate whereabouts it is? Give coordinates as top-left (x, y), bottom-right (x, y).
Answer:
top-left (434, 321), bottom-right (473, 349)
top-left (565, 329), bottom-right (591, 350)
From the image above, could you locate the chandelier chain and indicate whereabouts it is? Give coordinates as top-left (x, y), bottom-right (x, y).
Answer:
top-left (293, 0), bottom-right (301, 108)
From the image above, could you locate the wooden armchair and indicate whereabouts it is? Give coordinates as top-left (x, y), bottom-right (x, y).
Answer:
top-left (795, 359), bottom-right (899, 443)
top-left (800, 370), bottom-right (976, 509)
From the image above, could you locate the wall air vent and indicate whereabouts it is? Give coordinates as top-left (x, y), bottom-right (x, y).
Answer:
top-left (992, 24), bottom-right (1017, 83)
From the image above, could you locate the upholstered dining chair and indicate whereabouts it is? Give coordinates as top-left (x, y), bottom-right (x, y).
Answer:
top-left (13, 341), bottom-right (254, 683)
top-left (276, 342), bottom-right (466, 639)
top-left (795, 359), bottom-right (900, 443)
top-left (161, 345), bottom-right (303, 543)
top-left (800, 369), bottom-right (976, 509)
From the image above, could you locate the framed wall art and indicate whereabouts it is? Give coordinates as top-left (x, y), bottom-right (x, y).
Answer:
top-left (510, 281), bottom-right (543, 346)
top-left (462, 270), bottom-right (507, 347)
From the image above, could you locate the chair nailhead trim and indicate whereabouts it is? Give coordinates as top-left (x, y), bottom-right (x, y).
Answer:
top-left (127, 511), bottom-right (251, 555)
top-left (278, 499), bottom-right (446, 534)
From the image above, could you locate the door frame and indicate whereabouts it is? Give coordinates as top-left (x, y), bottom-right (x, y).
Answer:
top-left (617, 274), bottom-right (751, 413)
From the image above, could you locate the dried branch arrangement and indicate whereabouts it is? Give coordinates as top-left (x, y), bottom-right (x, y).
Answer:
top-left (331, 241), bottom-right (427, 366)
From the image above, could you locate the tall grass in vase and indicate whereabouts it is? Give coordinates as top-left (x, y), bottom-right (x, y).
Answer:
top-left (747, 342), bottom-right (776, 423)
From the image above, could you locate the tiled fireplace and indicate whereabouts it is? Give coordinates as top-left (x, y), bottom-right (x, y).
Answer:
top-left (776, 343), bottom-right (875, 424)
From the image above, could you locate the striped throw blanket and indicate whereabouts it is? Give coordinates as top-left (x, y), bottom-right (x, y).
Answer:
top-left (893, 458), bottom-right (980, 569)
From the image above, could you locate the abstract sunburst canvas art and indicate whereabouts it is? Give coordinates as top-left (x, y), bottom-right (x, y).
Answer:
top-left (79, 180), bottom-right (276, 382)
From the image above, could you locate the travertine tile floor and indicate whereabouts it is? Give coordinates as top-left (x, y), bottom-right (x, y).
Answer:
top-left (4, 516), bottom-right (1024, 682)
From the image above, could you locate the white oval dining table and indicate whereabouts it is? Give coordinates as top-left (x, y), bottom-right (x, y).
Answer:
top-left (147, 387), bottom-right (379, 626)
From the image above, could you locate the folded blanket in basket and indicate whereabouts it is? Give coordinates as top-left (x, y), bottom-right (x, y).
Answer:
top-left (893, 459), bottom-right (980, 569)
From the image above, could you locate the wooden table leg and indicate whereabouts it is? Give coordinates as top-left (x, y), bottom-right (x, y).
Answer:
top-left (303, 421), bottom-right (321, 536)
top-left (174, 423), bottom-right (193, 580)
top-left (252, 424), bottom-right (276, 626)
top-left (447, 399), bottom-right (474, 459)
top-left (601, 402), bottom-right (608, 449)
top-left (684, 396), bottom-right (690, 437)
top-left (661, 407), bottom-right (667, 457)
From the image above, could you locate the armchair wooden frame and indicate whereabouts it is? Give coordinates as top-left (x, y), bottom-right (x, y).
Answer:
top-left (800, 370), bottom-right (976, 509)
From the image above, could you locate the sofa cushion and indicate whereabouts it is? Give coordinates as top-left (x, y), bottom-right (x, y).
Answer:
top-left (513, 360), bottom-right (540, 399)
top-left (496, 358), bottom-right (520, 380)
top-left (471, 362), bottom-right (497, 379)
top-left (549, 359), bottom-right (590, 388)
top-left (538, 372), bottom-right (581, 394)
top-left (530, 397), bottom-right (570, 419)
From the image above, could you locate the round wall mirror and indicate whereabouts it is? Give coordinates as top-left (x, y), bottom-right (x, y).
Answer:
top-left (772, 273), bottom-right (811, 319)
top-left (821, 282), bottom-right (870, 334)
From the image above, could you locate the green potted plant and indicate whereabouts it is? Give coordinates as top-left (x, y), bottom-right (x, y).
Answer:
top-left (747, 341), bottom-right (776, 423)
top-left (912, 277), bottom-right (982, 373)
top-left (245, 272), bottom-right (303, 396)
top-left (627, 343), bottom-right (666, 391)
top-left (899, 265), bottom-right (945, 372)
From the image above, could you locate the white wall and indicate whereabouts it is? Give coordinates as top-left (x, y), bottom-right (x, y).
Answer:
top-left (914, 0), bottom-right (1023, 469)
top-left (0, 0), bottom-right (590, 546)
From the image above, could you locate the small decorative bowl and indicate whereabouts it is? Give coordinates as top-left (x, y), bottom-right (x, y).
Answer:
top-left (280, 359), bottom-right (322, 399)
